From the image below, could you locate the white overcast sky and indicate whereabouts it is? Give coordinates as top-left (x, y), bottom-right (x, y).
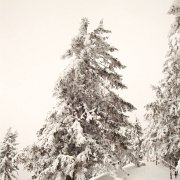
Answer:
top-left (0, 0), bottom-right (173, 148)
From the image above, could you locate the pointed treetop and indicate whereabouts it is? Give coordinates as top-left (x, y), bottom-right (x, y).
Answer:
top-left (3, 127), bottom-right (18, 143)
top-left (79, 17), bottom-right (89, 35)
top-left (99, 19), bottom-right (104, 28)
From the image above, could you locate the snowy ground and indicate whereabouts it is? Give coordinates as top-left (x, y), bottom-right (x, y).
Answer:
top-left (18, 161), bottom-right (179, 180)
top-left (91, 162), bottom-right (179, 180)
top-left (18, 165), bottom-right (32, 180)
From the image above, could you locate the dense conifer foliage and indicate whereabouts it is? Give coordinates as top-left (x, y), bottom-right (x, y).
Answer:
top-left (143, 0), bottom-right (180, 170)
top-left (19, 19), bottom-right (137, 180)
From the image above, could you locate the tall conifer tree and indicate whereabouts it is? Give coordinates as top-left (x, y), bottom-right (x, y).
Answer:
top-left (20, 19), bottom-right (137, 180)
top-left (143, 0), bottom-right (180, 167)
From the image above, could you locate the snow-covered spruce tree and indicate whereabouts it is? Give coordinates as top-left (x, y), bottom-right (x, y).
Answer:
top-left (0, 128), bottom-right (18, 180)
top-left (143, 0), bottom-right (180, 167)
top-left (142, 86), bottom-right (166, 162)
top-left (129, 118), bottom-right (143, 161)
top-left (20, 18), bottom-right (137, 180)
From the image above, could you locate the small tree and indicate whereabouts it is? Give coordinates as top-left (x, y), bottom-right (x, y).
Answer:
top-left (130, 118), bottom-right (143, 161)
top-left (0, 128), bottom-right (18, 180)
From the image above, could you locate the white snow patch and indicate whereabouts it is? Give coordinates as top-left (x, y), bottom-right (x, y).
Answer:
top-left (17, 165), bottom-right (32, 180)
top-left (176, 159), bottom-right (180, 172)
top-left (90, 162), bottom-right (179, 180)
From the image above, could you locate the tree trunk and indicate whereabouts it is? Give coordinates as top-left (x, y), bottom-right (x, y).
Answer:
top-left (66, 174), bottom-right (75, 180)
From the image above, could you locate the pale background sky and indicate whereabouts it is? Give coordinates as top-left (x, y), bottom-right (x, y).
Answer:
top-left (0, 0), bottom-right (173, 148)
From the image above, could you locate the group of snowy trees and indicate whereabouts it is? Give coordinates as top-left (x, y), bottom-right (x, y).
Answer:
top-left (143, 0), bottom-right (180, 172)
top-left (1, 1), bottom-right (180, 180)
